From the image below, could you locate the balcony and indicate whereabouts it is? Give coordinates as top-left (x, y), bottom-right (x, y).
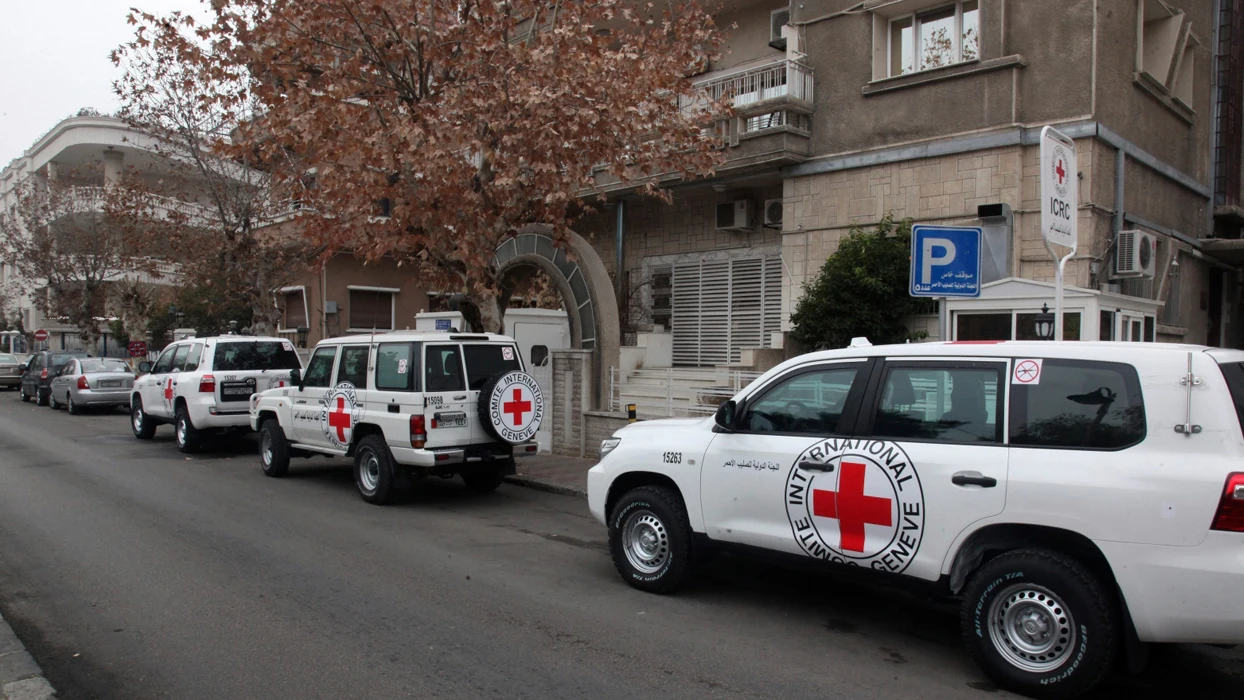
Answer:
top-left (594, 59), bottom-right (815, 193)
top-left (46, 186), bottom-right (218, 229)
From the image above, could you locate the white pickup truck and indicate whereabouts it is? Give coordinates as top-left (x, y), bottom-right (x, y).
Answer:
top-left (249, 331), bottom-right (542, 504)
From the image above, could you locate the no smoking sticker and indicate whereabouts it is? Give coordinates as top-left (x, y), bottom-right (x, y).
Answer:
top-left (1012, 359), bottom-right (1043, 385)
top-left (502, 347), bottom-right (514, 361)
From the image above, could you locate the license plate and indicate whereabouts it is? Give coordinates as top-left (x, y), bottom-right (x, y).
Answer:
top-left (221, 380), bottom-right (255, 400)
top-left (99, 380), bottom-right (120, 388)
top-left (434, 412), bottom-right (467, 428)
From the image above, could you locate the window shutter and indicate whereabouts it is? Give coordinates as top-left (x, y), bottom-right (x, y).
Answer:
top-left (283, 291), bottom-right (307, 329)
top-left (671, 254), bottom-right (783, 366)
top-left (349, 290), bottom-right (393, 330)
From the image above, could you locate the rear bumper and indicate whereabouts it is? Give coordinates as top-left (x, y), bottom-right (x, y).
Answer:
top-left (0, 377), bottom-right (19, 387)
top-left (70, 388), bottom-right (131, 405)
top-left (389, 442), bottom-right (536, 468)
top-left (185, 397), bottom-right (254, 430)
top-left (1100, 532), bottom-right (1244, 644)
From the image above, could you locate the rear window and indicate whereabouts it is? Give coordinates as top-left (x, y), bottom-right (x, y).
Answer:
top-left (1009, 359), bottom-right (1146, 450)
top-left (212, 341), bottom-right (302, 372)
top-left (81, 359), bottom-right (130, 373)
top-left (462, 344), bottom-right (522, 390)
top-left (1216, 362), bottom-right (1244, 435)
top-left (0, 354), bottom-right (16, 363)
top-left (49, 353), bottom-right (84, 369)
top-left (375, 342), bottom-right (419, 392)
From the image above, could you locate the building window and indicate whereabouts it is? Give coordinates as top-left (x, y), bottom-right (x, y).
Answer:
top-left (348, 287), bottom-right (396, 331)
top-left (279, 287), bottom-right (308, 331)
top-left (888, 1), bottom-right (979, 77)
top-left (1137, 0), bottom-right (1195, 109)
top-left (955, 311), bottom-right (1082, 341)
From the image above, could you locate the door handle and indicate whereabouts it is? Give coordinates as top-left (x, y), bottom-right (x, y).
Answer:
top-left (295, 400), bottom-right (307, 405)
top-left (452, 395), bottom-right (466, 401)
top-left (952, 472), bottom-right (998, 488)
top-left (798, 460), bottom-right (835, 473)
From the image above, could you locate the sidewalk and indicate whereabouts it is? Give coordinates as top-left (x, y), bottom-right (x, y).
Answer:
top-left (0, 612), bottom-right (55, 700)
top-left (505, 453), bottom-right (596, 497)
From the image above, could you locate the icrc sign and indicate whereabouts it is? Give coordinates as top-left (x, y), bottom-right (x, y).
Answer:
top-left (1040, 126), bottom-right (1078, 250)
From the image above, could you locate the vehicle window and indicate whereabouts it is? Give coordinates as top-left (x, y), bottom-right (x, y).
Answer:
top-left (81, 359), bottom-right (130, 373)
top-left (872, 365), bottom-right (1003, 443)
top-left (336, 345), bottom-right (370, 389)
top-left (462, 344), bottom-right (522, 390)
top-left (49, 353), bottom-right (81, 370)
top-left (425, 344), bottom-right (465, 392)
top-left (59, 362), bottom-right (76, 376)
top-left (375, 342), bottom-right (419, 392)
top-left (183, 343), bottom-right (204, 373)
top-left (1218, 362), bottom-right (1244, 436)
top-left (212, 341), bottom-right (302, 372)
top-left (303, 346), bottom-right (338, 388)
top-left (0, 354), bottom-right (16, 363)
top-left (743, 365), bottom-right (860, 435)
top-left (1010, 359), bottom-right (1146, 449)
top-left (171, 344), bottom-right (192, 372)
top-left (530, 345), bottom-right (549, 367)
top-left (152, 346), bottom-right (178, 374)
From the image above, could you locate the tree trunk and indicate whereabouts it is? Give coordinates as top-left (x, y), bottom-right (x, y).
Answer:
top-left (463, 288), bottom-right (503, 334)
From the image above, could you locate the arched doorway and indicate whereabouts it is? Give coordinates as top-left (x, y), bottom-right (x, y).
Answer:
top-left (494, 224), bottom-right (619, 408)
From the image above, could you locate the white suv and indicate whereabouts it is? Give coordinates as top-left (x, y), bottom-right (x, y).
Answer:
top-left (249, 331), bottom-right (542, 504)
top-left (131, 335), bottom-right (303, 453)
top-left (588, 340), bottom-right (1244, 699)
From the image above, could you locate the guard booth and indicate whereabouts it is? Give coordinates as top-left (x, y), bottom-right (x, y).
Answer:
top-left (944, 278), bottom-right (1162, 342)
top-left (503, 309), bottom-right (569, 452)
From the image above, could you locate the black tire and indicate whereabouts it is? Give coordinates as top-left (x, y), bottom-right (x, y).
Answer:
top-left (258, 419), bottom-right (290, 478)
top-left (608, 486), bottom-right (694, 594)
top-left (67, 393), bottom-right (82, 415)
top-left (131, 397), bottom-right (156, 440)
top-left (461, 463), bottom-right (505, 493)
top-left (175, 406), bottom-right (202, 454)
top-left (49, 390), bottom-right (62, 410)
top-left (36, 388), bottom-right (48, 407)
top-left (354, 434), bottom-right (396, 505)
top-left (960, 549), bottom-right (1117, 699)
top-left (20, 387), bottom-right (30, 402)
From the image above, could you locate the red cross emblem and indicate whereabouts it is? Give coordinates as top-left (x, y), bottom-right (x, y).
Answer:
top-left (811, 461), bottom-right (893, 553)
top-left (327, 396), bottom-right (352, 442)
top-left (1055, 157), bottom-right (1067, 185)
top-left (164, 378), bottom-right (174, 401)
top-left (503, 388), bottom-right (532, 426)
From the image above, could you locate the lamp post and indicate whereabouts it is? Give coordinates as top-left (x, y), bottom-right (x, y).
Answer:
top-left (296, 325), bottom-right (309, 349)
top-left (1034, 303), bottom-right (1056, 341)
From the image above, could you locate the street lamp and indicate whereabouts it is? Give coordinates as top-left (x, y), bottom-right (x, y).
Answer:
top-left (1033, 303), bottom-right (1055, 341)
top-left (296, 325), bottom-right (309, 349)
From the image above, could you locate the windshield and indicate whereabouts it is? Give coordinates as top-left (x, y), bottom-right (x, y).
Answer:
top-left (0, 354), bottom-right (16, 363)
top-left (212, 341), bottom-right (302, 372)
top-left (81, 359), bottom-right (131, 373)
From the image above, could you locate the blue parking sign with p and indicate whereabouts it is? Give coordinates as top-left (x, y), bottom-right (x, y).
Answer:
top-left (909, 225), bottom-right (982, 298)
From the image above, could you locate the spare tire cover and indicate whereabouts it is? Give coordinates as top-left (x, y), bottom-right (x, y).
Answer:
top-left (478, 370), bottom-right (545, 444)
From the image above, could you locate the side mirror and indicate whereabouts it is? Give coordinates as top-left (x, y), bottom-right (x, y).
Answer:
top-left (289, 368), bottom-right (302, 389)
top-left (137, 361), bottom-right (152, 374)
top-left (715, 400), bottom-right (738, 433)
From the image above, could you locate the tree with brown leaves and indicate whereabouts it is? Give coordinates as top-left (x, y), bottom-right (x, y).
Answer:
top-left (120, 0), bottom-right (729, 332)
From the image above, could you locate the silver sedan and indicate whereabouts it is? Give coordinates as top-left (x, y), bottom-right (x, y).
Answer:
top-left (49, 358), bottom-right (136, 414)
top-left (0, 353), bottom-right (22, 389)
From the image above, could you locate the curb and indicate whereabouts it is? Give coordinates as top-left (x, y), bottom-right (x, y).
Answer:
top-left (0, 612), bottom-right (56, 700)
top-left (503, 475), bottom-right (587, 498)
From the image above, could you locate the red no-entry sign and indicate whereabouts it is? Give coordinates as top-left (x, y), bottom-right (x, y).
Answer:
top-left (33, 329), bottom-right (48, 342)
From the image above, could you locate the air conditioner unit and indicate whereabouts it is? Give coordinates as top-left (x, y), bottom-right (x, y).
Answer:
top-left (716, 200), bottom-right (754, 232)
top-left (763, 199), bottom-right (783, 228)
top-left (770, 8), bottom-right (790, 50)
top-left (1114, 230), bottom-right (1157, 279)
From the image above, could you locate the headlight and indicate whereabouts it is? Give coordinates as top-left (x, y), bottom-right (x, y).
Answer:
top-left (600, 438), bottom-right (621, 457)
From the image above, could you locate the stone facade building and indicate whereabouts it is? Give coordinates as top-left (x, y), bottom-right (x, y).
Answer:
top-left (577, 0), bottom-right (1244, 366)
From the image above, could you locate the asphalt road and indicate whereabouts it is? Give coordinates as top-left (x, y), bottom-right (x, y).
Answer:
top-left (0, 395), bottom-right (1240, 700)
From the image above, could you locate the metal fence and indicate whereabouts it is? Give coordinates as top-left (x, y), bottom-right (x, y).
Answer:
top-left (608, 366), bottom-right (765, 419)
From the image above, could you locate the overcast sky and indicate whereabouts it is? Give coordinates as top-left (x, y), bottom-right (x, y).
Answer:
top-left (0, 0), bottom-right (204, 166)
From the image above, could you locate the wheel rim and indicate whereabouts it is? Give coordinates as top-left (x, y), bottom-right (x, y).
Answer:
top-left (177, 418), bottom-right (187, 445)
top-left (358, 450), bottom-right (380, 492)
top-left (988, 583), bottom-right (1078, 673)
top-left (133, 406), bottom-right (143, 431)
top-left (621, 509), bottom-right (669, 575)
top-left (261, 431), bottom-right (273, 467)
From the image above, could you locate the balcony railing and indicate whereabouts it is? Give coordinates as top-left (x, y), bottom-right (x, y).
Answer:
top-left (52, 186), bottom-right (218, 229)
top-left (680, 59), bottom-right (814, 116)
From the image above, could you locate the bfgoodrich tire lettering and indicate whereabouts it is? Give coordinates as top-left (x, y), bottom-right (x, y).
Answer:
top-left (960, 548), bottom-right (1117, 699)
top-left (608, 486), bottom-right (693, 594)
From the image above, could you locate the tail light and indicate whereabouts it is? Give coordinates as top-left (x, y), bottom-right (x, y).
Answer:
top-left (40, 368), bottom-right (47, 379)
top-left (410, 415), bottom-right (427, 449)
top-left (1211, 473), bottom-right (1244, 532)
top-left (77, 376), bottom-right (89, 390)
top-left (199, 374), bottom-right (216, 393)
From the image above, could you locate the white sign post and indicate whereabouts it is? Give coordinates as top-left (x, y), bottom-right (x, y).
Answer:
top-left (1039, 126), bottom-right (1078, 341)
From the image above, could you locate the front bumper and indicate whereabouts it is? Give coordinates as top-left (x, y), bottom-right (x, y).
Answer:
top-left (587, 463), bottom-right (609, 525)
top-left (1101, 532), bottom-right (1244, 644)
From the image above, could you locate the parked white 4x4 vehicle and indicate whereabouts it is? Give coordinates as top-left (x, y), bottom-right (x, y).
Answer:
top-left (131, 335), bottom-right (303, 453)
top-left (589, 341), bottom-right (1244, 699)
top-left (249, 332), bottom-right (542, 504)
